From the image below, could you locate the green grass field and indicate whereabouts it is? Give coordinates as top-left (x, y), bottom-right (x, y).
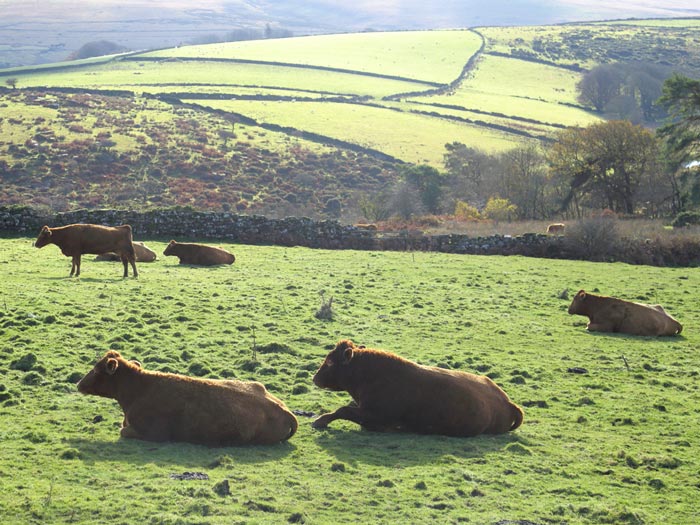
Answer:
top-left (193, 98), bottom-right (520, 165)
top-left (1, 237), bottom-right (698, 524)
top-left (142, 30), bottom-right (483, 85)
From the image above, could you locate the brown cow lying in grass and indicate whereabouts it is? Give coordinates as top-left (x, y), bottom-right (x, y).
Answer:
top-left (95, 241), bottom-right (157, 263)
top-left (35, 224), bottom-right (137, 277)
top-left (163, 240), bottom-right (235, 266)
top-left (77, 351), bottom-right (298, 446)
top-left (568, 289), bottom-right (683, 336)
top-left (312, 340), bottom-right (524, 437)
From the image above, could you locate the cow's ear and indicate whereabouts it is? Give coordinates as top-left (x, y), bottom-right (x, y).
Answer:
top-left (342, 346), bottom-right (354, 364)
top-left (578, 290), bottom-right (586, 299)
top-left (105, 358), bottom-right (119, 375)
top-left (41, 225), bottom-right (51, 235)
top-left (130, 359), bottom-right (142, 368)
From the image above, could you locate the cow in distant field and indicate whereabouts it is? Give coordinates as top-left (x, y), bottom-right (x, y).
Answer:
top-left (568, 289), bottom-right (683, 336)
top-left (95, 241), bottom-right (157, 263)
top-left (312, 340), bottom-right (524, 437)
top-left (546, 223), bottom-right (566, 235)
top-left (77, 350), bottom-right (298, 446)
top-left (34, 224), bottom-right (137, 277)
top-left (163, 240), bottom-right (235, 266)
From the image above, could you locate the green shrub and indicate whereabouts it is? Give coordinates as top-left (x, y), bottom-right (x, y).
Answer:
top-left (672, 211), bottom-right (700, 228)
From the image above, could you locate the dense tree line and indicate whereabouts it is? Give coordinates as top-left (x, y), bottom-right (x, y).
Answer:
top-left (576, 61), bottom-right (672, 124)
top-left (359, 75), bottom-right (700, 223)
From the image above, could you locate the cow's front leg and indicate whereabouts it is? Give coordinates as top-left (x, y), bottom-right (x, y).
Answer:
top-left (587, 322), bottom-right (615, 332)
top-left (312, 405), bottom-right (391, 430)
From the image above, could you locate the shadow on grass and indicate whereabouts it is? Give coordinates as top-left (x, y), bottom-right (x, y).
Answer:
top-left (313, 426), bottom-right (529, 467)
top-left (64, 436), bottom-right (296, 466)
top-left (583, 330), bottom-right (686, 341)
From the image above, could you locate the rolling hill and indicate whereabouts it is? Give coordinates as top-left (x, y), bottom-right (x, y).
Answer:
top-left (0, 19), bottom-right (698, 216)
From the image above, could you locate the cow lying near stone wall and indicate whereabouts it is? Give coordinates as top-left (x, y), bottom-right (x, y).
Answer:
top-left (568, 289), bottom-right (683, 336)
top-left (163, 240), bottom-right (235, 266)
top-left (34, 223), bottom-right (137, 277)
top-left (312, 340), bottom-right (524, 437)
top-left (77, 351), bottom-right (298, 446)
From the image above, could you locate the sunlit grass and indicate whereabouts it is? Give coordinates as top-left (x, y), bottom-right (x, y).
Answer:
top-left (0, 237), bottom-right (698, 524)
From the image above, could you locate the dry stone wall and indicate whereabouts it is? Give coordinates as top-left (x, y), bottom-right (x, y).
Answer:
top-left (0, 206), bottom-right (559, 257)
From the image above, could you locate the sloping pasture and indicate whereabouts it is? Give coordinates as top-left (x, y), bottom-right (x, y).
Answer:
top-left (413, 54), bottom-right (600, 129)
top-left (140, 30), bottom-right (484, 85)
top-left (13, 60), bottom-right (428, 100)
top-left (0, 237), bottom-right (698, 524)
top-left (191, 98), bottom-right (520, 165)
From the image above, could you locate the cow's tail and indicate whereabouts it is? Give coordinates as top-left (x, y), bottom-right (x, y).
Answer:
top-left (510, 404), bottom-right (524, 431)
top-left (286, 413), bottom-right (299, 441)
top-left (676, 321), bottom-right (683, 335)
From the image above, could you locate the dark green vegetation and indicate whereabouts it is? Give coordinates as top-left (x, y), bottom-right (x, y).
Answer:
top-left (1, 237), bottom-right (699, 524)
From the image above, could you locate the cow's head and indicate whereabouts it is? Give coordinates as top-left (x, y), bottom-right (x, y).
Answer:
top-left (77, 351), bottom-right (138, 398)
top-left (568, 290), bottom-right (587, 315)
top-left (34, 226), bottom-right (52, 248)
top-left (313, 340), bottom-right (356, 390)
top-left (163, 240), bottom-right (177, 256)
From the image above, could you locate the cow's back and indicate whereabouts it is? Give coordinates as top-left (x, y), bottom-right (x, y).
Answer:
top-left (620, 302), bottom-right (683, 336)
top-left (70, 224), bottom-right (133, 255)
top-left (171, 243), bottom-right (235, 266)
top-left (401, 366), bottom-right (521, 436)
top-left (129, 374), bottom-right (295, 445)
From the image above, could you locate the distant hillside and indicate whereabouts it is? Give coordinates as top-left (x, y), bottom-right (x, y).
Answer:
top-left (0, 20), bottom-right (698, 217)
top-left (1, 0), bottom-right (699, 67)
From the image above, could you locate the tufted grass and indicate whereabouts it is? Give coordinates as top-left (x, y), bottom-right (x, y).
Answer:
top-left (0, 237), bottom-right (698, 524)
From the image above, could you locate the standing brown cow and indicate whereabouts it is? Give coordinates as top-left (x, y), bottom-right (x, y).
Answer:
top-left (34, 224), bottom-right (137, 277)
top-left (163, 240), bottom-right (235, 266)
top-left (568, 289), bottom-right (683, 336)
top-left (77, 351), bottom-right (298, 446)
top-left (312, 340), bottom-right (524, 437)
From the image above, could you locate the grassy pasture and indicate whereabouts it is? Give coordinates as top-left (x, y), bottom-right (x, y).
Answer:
top-left (0, 237), bottom-right (699, 524)
top-left (140, 30), bottom-right (483, 85)
top-left (411, 53), bottom-right (600, 129)
top-left (193, 98), bottom-right (520, 165)
top-left (13, 60), bottom-right (427, 100)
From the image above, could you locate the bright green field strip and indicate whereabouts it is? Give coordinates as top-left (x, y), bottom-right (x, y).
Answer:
top-left (385, 100), bottom-right (562, 138)
top-left (461, 54), bottom-right (583, 105)
top-left (139, 30), bottom-right (483, 85)
top-left (419, 90), bottom-right (600, 129)
top-left (114, 84), bottom-right (350, 99)
top-left (414, 90), bottom-right (599, 129)
top-left (416, 53), bottom-right (600, 128)
top-left (12, 60), bottom-right (427, 99)
top-left (1, 239), bottom-right (699, 524)
top-left (193, 99), bottom-right (522, 163)
top-left (0, 53), bottom-right (126, 76)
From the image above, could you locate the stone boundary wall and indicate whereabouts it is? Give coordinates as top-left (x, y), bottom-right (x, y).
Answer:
top-left (0, 206), bottom-right (560, 257)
